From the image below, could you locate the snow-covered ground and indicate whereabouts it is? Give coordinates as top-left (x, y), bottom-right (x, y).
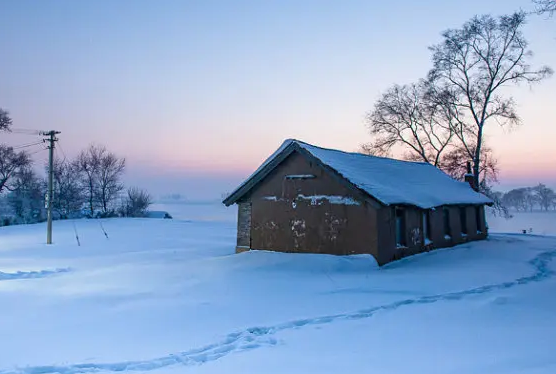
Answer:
top-left (150, 201), bottom-right (236, 223)
top-left (0, 204), bottom-right (555, 373)
top-left (488, 210), bottom-right (556, 236)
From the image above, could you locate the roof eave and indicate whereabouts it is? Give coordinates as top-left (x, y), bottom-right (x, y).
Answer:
top-left (222, 142), bottom-right (298, 206)
top-left (388, 199), bottom-right (494, 210)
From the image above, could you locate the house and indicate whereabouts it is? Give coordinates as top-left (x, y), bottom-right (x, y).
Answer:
top-left (222, 139), bottom-right (493, 265)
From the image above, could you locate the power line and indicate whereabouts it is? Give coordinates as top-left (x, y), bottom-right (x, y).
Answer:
top-left (12, 140), bottom-right (45, 150)
top-left (54, 146), bottom-right (66, 166)
top-left (28, 147), bottom-right (48, 156)
top-left (5, 128), bottom-right (42, 135)
top-left (57, 139), bottom-right (68, 163)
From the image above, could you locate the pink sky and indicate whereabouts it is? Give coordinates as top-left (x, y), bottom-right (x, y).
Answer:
top-left (1, 0), bottom-right (555, 199)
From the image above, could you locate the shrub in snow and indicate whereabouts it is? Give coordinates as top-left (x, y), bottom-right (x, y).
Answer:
top-left (119, 187), bottom-right (153, 218)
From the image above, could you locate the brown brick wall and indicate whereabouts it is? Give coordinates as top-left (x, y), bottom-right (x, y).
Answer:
top-left (247, 152), bottom-right (380, 259)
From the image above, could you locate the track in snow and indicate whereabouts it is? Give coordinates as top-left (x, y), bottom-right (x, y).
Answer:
top-left (3, 249), bottom-right (556, 374)
top-left (0, 268), bottom-right (70, 281)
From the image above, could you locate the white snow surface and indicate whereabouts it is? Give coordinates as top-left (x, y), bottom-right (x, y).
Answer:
top-left (1, 207), bottom-right (556, 373)
top-left (226, 139), bottom-right (492, 209)
top-left (487, 210), bottom-right (556, 237)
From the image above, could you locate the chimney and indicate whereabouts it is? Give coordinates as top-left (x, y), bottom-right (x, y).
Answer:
top-left (464, 161), bottom-right (477, 191)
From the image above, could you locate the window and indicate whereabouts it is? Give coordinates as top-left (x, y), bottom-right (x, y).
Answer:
top-left (443, 207), bottom-right (451, 238)
top-left (460, 207), bottom-right (468, 235)
top-left (423, 210), bottom-right (431, 244)
top-left (395, 208), bottom-right (406, 247)
top-left (476, 206), bottom-right (482, 233)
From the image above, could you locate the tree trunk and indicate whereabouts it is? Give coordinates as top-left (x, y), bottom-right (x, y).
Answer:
top-left (472, 126), bottom-right (484, 191)
top-left (88, 181), bottom-right (94, 217)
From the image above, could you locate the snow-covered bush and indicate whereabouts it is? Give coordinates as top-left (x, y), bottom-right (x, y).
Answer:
top-left (119, 187), bottom-right (153, 217)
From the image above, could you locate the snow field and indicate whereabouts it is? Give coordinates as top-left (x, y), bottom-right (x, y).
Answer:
top-left (0, 206), bottom-right (555, 373)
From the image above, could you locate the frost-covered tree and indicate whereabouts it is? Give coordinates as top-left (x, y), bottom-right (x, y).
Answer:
top-left (534, 0), bottom-right (556, 16)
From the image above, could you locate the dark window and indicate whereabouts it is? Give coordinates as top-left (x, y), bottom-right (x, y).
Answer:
top-left (476, 206), bottom-right (482, 233)
top-left (460, 207), bottom-right (468, 235)
top-left (443, 207), bottom-right (451, 237)
top-left (395, 208), bottom-right (406, 247)
top-left (423, 210), bottom-right (431, 243)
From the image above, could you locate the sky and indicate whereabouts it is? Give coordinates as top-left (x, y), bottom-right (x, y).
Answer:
top-left (1, 0), bottom-right (555, 199)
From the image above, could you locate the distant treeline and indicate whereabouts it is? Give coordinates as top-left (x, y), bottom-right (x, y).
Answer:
top-left (491, 184), bottom-right (556, 212)
top-left (0, 142), bottom-right (153, 226)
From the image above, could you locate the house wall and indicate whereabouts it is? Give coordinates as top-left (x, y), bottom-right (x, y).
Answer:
top-left (235, 201), bottom-right (252, 253)
top-left (241, 151), bottom-right (381, 259)
top-left (429, 208), bottom-right (446, 244)
top-left (445, 205), bottom-right (488, 244)
top-left (477, 205), bottom-right (487, 233)
top-left (377, 206), bottom-right (426, 264)
top-left (377, 204), bottom-right (488, 264)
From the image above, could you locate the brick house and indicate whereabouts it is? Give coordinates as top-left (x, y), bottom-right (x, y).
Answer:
top-left (223, 139), bottom-right (493, 265)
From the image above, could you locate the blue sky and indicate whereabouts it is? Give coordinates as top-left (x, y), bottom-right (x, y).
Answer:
top-left (1, 0), bottom-right (554, 198)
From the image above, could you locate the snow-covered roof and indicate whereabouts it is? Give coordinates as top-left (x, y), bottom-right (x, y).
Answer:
top-left (223, 139), bottom-right (493, 209)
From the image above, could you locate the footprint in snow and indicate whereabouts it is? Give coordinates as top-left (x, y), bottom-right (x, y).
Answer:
top-left (2, 248), bottom-right (555, 374)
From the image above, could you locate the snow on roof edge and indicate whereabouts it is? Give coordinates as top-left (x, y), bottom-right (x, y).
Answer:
top-left (223, 139), bottom-right (296, 205)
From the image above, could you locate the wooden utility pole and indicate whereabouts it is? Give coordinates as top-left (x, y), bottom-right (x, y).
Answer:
top-left (42, 130), bottom-right (60, 244)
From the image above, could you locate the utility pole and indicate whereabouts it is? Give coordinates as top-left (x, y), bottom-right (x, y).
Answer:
top-left (42, 130), bottom-right (60, 244)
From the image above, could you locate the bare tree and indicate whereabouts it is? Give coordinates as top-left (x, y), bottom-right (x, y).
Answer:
top-left (0, 145), bottom-right (32, 194)
top-left (76, 145), bottom-right (101, 216)
top-left (524, 187), bottom-right (539, 211)
top-left (364, 80), bottom-right (454, 166)
top-left (503, 187), bottom-right (538, 212)
top-left (439, 143), bottom-right (510, 218)
top-left (534, 0), bottom-right (556, 16)
top-left (503, 188), bottom-right (527, 211)
top-left (76, 144), bottom-right (125, 217)
top-left (120, 187), bottom-right (152, 217)
top-left (440, 144), bottom-right (499, 185)
top-left (480, 184), bottom-right (511, 218)
top-left (533, 183), bottom-right (555, 211)
top-left (428, 12), bottom-right (552, 189)
top-left (7, 168), bottom-right (45, 224)
top-left (95, 149), bottom-right (125, 215)
top-left (51, 158), bottom-right (84, 219)
top-left (0, 109), bottom-right (12, 132)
